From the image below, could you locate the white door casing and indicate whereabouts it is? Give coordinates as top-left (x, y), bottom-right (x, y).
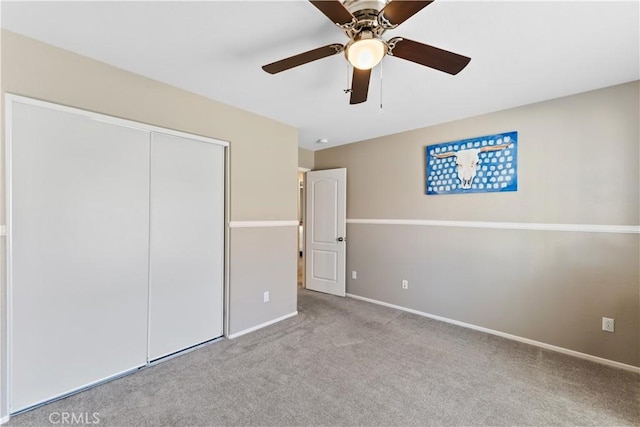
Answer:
top-left (305, 168), bottom-right (346, 297)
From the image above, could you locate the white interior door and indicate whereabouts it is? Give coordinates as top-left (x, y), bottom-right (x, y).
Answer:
top-left (9, 101), bottom-right (150, 413)
top-left (305, 168), bottom-right (346, 296)
top-left (148, 132), bottom-right (225, 361)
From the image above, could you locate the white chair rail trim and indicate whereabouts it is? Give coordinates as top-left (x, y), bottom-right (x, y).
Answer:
top-left (347, 219), bottom-right (639, 234)
top-left (229, 220), bottom-right (299, 228)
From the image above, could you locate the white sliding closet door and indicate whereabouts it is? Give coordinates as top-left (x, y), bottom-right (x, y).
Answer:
top-left (148, 133), bottom-right (224, 361)
top-left (10, 102), bottom-right (150, 412)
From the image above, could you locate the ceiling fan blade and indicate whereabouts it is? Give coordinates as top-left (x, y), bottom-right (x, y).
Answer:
top-left (350, 68), bottom-right (371, 105)
top-left (309, 0), bottom-right (355, 26)
top-left (262, 44), bottom-right (343, 74)
top-left (390, 38), bottom-right (471, 75)
top-left (379, 1), bottom-right (434, 27)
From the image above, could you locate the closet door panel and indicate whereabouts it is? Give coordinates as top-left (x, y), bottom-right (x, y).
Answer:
top-left (10, 102), bottom-right (150, 412)
top-left (148, 133), bottom-right (224, 361)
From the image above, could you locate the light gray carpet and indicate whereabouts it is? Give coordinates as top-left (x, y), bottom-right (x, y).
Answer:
top-left (8, 289), bottom-right (640, 426)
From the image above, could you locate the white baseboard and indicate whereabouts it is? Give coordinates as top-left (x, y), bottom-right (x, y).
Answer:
top-left (0, 415), bottom-right (9, 425)
top-left (228, 311), bottom-right (298, 339)
top-left (346, 293), bottom-right (640, 374)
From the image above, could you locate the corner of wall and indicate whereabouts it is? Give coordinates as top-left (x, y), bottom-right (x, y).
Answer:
top-left (298, 147), bottom-right (314, 171)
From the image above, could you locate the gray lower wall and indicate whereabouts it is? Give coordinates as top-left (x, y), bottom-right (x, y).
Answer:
top-left (346, 224), bottom-right (639, 366)
top-left (229, 227), bottom-right (298, 335)
top-left (316, 81), bottom-right (640, 367)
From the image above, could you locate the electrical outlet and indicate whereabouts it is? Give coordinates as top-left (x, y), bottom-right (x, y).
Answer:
top-left (263, 291), bottom-right (270, 303)
top-left (602, 317), bottom-right (614, 332)
top-left (401, 280), bottom-right (409, 290)
top-left (351, 271), bottom-right (357, 279)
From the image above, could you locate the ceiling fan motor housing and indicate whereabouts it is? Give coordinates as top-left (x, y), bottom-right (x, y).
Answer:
top-left (342, 0), bottom-right (389, 39)
top-left (343, 0), bottom-right (388, 14)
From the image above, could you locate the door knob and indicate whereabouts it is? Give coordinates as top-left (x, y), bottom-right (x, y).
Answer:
top-left (337, 237), bottom-right (346, 242)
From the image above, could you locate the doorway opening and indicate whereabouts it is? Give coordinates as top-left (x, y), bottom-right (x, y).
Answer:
top-left (297, 168), bottom-right (309, 288)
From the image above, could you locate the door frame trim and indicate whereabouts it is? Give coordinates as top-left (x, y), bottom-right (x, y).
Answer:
top-left (4, 94), bottom-right (229, 147)
top-left (3, 94), bottom-right (229, 417)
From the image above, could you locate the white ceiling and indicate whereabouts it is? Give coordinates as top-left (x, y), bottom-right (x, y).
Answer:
top-left (2, 1), bottom-right (639, 151)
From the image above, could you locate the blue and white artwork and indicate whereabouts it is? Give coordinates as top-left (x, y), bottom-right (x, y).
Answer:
top-left (426, 131), bottom-right (518, 195)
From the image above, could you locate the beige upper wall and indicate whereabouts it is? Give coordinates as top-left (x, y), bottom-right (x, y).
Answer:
top-left (0, 30), bottom-right (298, 222)
top-left (316, 81), bottom-right (640, 226)
top-left (298, 147), bottom-right (314, 170)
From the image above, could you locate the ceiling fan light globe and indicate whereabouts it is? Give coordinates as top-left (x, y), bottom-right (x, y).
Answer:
top-left (347, 38), bottom-right (387, 70)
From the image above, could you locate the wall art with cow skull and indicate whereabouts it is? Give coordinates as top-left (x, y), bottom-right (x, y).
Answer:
top-left (425, 131), bottom-right (518, 195)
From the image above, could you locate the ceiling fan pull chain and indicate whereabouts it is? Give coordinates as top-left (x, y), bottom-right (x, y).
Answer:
top-left (347, 63), bottom-right (351, 92)
top-left (379, 62), bottom-right (383, 113)
top-left (344, 63), bottom-right (353, 94)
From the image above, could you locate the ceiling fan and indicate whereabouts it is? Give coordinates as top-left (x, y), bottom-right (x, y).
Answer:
top-left (262, 0), bottom-right (471, 105)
